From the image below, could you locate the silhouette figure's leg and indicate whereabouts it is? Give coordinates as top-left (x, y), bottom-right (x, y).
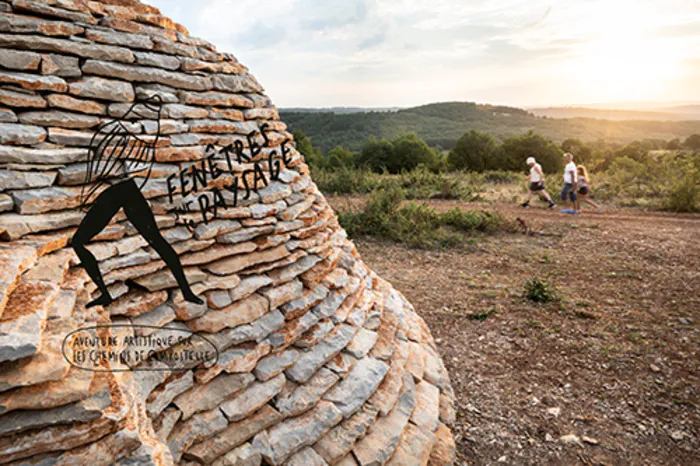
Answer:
top-left (121, 179), bottom-right (203, 305)
top-left (72, 183), bottom-right (125, 308)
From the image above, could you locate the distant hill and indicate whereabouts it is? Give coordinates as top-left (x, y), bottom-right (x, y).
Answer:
top-left (528, 107), bottom-right (695, 121)
top-left (280, 101), bottom-right (700, 153)
top-left (653, 105), bottom-right (700, 117)
top-left (281, 107), bottom-right (400, 114)
top-left (566, 101), bottom-right (700, 111)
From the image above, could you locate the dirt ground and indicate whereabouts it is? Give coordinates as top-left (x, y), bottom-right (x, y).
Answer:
top-left (329, 197), bottom-right (699, 466)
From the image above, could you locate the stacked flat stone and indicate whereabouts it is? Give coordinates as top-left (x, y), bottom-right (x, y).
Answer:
top-left (0, 1), bottom-right (457, 465)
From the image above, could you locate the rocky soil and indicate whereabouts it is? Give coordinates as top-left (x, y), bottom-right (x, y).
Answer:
top-left (341, 200), bottom-right (699, 466)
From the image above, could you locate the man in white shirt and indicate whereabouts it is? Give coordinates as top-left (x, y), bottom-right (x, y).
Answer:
top-left (560, 152), bottom-right (580, 214)
top-left (521, 157), bottom-right (556, 208)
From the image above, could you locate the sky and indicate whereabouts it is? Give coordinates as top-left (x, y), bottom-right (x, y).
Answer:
top-left (148, 0), bottom-right (700, 109)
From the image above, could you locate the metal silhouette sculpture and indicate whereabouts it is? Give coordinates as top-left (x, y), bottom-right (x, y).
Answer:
top-left (72, 95), bottom-right (203, 308)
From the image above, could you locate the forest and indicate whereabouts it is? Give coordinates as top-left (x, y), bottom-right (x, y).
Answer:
top-left (281, 102), bottom-right (700, 153)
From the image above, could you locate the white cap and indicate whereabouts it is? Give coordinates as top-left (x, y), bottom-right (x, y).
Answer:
top-left (526, 157), bottom-right (536, 165)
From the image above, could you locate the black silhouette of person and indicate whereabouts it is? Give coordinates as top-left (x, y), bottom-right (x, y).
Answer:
top-left (72, 95), bottom-right (203, 308)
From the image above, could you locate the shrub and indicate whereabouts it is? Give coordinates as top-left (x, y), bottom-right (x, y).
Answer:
top-left (523, 277), bottom-right (558, 303)
top-left (480, 170), bottom-right (521, 184)
top-left (337, 185), bottom-right (508, 249)
top-left (293, 130), bottom-right (323, 168)
top-left (613, 142), bottom-right (650, 164)
top-left (448, 130), bottom-right (500, 171)
top-left (325, 146), bottom-right (355, 169)
top-left (312, 166), bottom-right (380, 195)
top-left (313, 166), bottom-right (478, 200)
top-left (597, 151), bottom-right (699, 211)
top-left (561, 138), bottom-right (593, 164)
top-left (357, 137), bottom-right (394, 172)
top-left (389, 133), bottom-right (440, 174)
top-left (396, 166), bottom-right (477, 200)
top-left (501, 131), bottom-right (564, 173)
top-left (662, 168), bottom-right (699, 213)
top-left (683, 134), bottom-right (700, 150)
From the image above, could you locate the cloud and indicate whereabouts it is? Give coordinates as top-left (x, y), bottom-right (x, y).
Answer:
top-left (358, 30), bottom-right (388, 50)
top-left (235, 21), bottom-right (289, 50)
top-left (654, 20), bottom-right (700, 38)
top-left (523, 6), bottom-right (551, 28)
top-left (299, 0), bottom-right (370, 31)
top-left (147, 0), bottom-right (700, 107)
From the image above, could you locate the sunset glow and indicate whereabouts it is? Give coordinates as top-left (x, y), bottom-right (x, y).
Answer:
top-left (150, 0), bottom-right (700, 107)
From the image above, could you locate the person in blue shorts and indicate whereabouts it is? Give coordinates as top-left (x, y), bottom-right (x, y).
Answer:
top-left (560, 153), bottom-right (580, 214)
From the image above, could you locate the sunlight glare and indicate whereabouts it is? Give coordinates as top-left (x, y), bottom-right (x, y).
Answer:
top-left (570, 1), bottom-right (679, 102)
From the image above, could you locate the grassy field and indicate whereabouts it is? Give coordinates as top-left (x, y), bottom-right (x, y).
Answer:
top-left (326, 195), bottom-right (700, 465)
top-left (314, 165), bottom-right (698, 215)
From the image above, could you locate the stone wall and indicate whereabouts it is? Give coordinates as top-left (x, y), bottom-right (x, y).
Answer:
top-left (0, 1), bottom-right (456, 465)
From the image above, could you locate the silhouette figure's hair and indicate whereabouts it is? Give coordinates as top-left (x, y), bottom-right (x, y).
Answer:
top-left (80, 95), bottom-right (162, 209)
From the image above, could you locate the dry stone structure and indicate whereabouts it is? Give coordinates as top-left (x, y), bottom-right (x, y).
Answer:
top-left (0, 1), bottom-right (457, 464)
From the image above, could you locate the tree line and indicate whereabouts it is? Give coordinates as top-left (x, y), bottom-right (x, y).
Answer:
top-left (281, 102), bottom-right (700, 154)
top-left (295, 129), bottom-right (700, 174)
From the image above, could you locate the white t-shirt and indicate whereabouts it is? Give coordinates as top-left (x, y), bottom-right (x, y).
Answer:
top-left (564, 161), bottom-right (578, 184)
top-left (530, 163), bottom-right (543, 183)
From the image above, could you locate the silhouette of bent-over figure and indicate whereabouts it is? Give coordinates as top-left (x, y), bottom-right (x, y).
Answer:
top-left (72, 95), bottom-right (203, 308)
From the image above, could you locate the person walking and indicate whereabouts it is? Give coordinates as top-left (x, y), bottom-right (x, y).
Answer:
top-left (577, 165), bottom-right (603, 212)
top-left (560, 153), bottom-right (580, 214)
top-left (521, 157), bottom-right (556, 208)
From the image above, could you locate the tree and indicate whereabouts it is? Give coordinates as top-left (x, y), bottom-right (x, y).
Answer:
top-left (326, 146), bottom-right (355, 169)
top-left (667, 138), bottom-right (682, 150)
top-left (448, 130), bottom-right (500, 171)
top-left (389, 133), bottom-right (439, 173)
top-left (500, 131), bottom-right (564, 173)
top-left (561, 138), bottom-right (592, 164)
top-left (614, 142), bottom-right (649, 164)
top-left (356, 137), bottom-right (394, 172)
top-left (683, 134), bottom-right (700, 151)
top-left (292, 130), bottom-right (323, 168)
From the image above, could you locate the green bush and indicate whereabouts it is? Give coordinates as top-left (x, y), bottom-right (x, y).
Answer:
top-left (337, 185), bottom-right (508, 249)
top-left (312, 166), bottom-right (478, 200)
top-left (390, 133), bottom-right (440, 173)
top-left (523, 277), bottom-right (558, 303)
top-left (480, 170), bottom-right (522, 184)
top-left (312, 166), bottom-right (381, 195)
top-left (501, 131), bottom-right (564, 173)
top-left (684, 134), bottom-right (700, 150)
top-left (293, 130), bottom-right (323, 168)
top-left (662, 168), bottom-right (699, 213)
top-left (357, 137), bottom-right (394, 172)
top-left (448, 130), bottom-right (501, 171)
top-left (325, 146), bottom-right (356, 169)
top-left (395, 166), bottom-right (477, 200)
top-left (597, 151), bottom-right (699, 211)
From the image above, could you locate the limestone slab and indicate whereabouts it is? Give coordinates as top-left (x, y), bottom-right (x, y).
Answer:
top-left (174, 372), bottom-right (255, 420)
top-left (323, 357), bottom-right (388, 417)
top-left (274, 367), bottom-right (339, 418)
top-left (220, 373), bottom-right (286, 422)
top-left (285, 324), bottom-right (357, 383)
top-left (185, 405), bottom-right (281, 464)
top-left (0, 122), bottom-right (46, 145)
top-left (252, 401), bottom-right (343, 465)
top-left (0, 279), bottom-right (58, 363)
